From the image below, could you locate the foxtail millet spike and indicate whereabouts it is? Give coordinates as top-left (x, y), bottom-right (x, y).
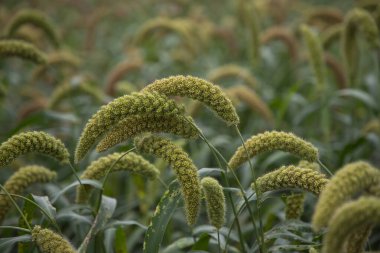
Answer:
top-left (0, 40), bottom-right (46, 64)
top-left (201, 177), bottom-right (226, 229)
top-left (32, 225), bottom-right (77, 253)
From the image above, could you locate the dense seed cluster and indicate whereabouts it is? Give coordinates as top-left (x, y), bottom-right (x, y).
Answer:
top-left (0, 40), bottom-right (46, 64)
top-left (142, 75), bottom-right (239, 125)
top-left (312, 161), bottom-right (380, 231)
top-left (76, 152), bottom-right (159, 203)
top-left (201, 177), bottom-right (226, 229)
top-left (229, 131), bottom-right (319, 170)
top-left (321, 197), bottom-right (380, 253)
top-left (135, 135), bottom-right (201, 226)
top-left (74, 91), bottom-right (185, 163)
top-left (254, 165), bottom-right (329, 195)
top-left (0, 165), bottom-right (56, 222)
top-left (0, 131), bottom-right (70, 167)
top-left (6, 9), bottom-right (60, 48)
top-left (32, 225), bottom-right (77, 253)
top-left (96, 115), bottom-right (198, 152)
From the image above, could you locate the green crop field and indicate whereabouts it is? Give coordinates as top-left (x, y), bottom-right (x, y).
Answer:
top-left (0, 0), bottom-right (380, 252)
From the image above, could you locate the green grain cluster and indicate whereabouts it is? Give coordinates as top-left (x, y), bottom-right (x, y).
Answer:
top-left (32, 225), bottom-right (77, 253)
top-left (142, 75), bottom-right (239, 125)
top-left (0, 39), bottom-right (46, 64)
top-left (74, 91), bottom-right (185, 163)
top-left (312, 161), bottom-right (380, 231)
top-left (201, 177), bottom-right (225, 229)
top-left (96, 114), bottom-right (198, 152)
top-left (76, 152), bottom-right (159, 203)
top-left (0, 165), bottom-right (56, 223)
top-left (229, 131), bottom-right (318, 170)
top-left (135, 135), bottom-right (201, 226)
top-left (0, 131), bottom-right (70, 167)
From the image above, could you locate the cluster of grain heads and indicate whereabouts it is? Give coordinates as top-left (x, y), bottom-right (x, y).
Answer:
top-left (105, 58), bottom-right (143, 96)
top-left (226, 85), bottom-right (274, 124)
top-left (0, 40), bottom-right (46, 64)
top-left (201, 177), bottom-right (226, 229)
top-left (96, 114), bottom-right (198, 152)
top-left (5, 9), bottom-right (60, 48)
top-left (341, 8), bottom-right (380, 85)
top-left (321, 197), bottom-right (380, 253)
top-left (142, 75), bottom-right (239, 125)
top-left (254, 165), bottom-right (329, 195)
top-left (260, 26), bottom-right (298, 63)
top-left (207, 64), bottom-right (258, 89)
top-left (0, 165), bottom-right (57, 223)
top-left (300, 24), bottom-right (327, 92)
top-left (74, 91), bottom-right (185, 163)
top-left (32, 225), bottom-right (77, 253)
top-left (228, 131), bottom-right (319, 170)
top-left (76, 152), bottom-right (159, 203)
top-left (312, 161), bottom-right (380, 231)
top-left (0, 131), bottom-right (70, 167)
top-left (134, 135), bottom-right (201, 226)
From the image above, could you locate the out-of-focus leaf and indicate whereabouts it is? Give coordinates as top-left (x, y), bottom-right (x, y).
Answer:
top-left (51, 179), bottom-right (102, 203)
top-left (161, 237), bottom-right (194, 253)
top-left (31, 195), bottom-right (56, 220)
top-left (336, 89), bottom-right (378, 110)
top-left (115, 226), bottom-right (128, 253)
top-left (0, 235), bottom-right (31, 251)
top-left (103, 220), bottom-right (147, 231)
top-left (191, 233), bottom-right (210, 251)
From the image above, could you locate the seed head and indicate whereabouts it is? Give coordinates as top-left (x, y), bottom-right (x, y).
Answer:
top-left (201, 177), bottom-right (226, 229)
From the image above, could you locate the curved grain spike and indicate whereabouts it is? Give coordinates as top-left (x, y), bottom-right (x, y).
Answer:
top-left (207, 64), bottom-right (258, 89)
top-left (228, 131), bottom-right (318, 170)
top-left (5, 9), bottom-right (60, 48)
top-left (0, 131), bottom-right (70, 167)
top-left (300, 24), bottom-right (327, 92)
top-left (321, 197), bottom-right (380, 253)
top-left (361, 119), bottom-right (380, 135)
top-left (76, 152), bottom-right (159, 203)
top-left (226, 85), bottom-right (274, 124)
top-left (312, 161), bottom-right (380, 231)
top-left (96, 114), bottom-right (198, 152)
top-left (0, 165), bottom-right (56, 223)
top-left (0, 39), bottom-right (46, 64)
top-left (142, 75), bottom-right (239, 125)
top-left (324, 52), bottom-right (347, 89)
top-left (48, 82), bottom-right (105, 109)
top-left (74, 91), bottom-right (184, 163)
top-left (342, 8), bottom-right (380, 85)
top-left (105, 59), bottom-right (143, 96)
top-left (305, 7), bottom-right (343, 29)
top-left (32, 225), bottom-right (77, 253)
top-left (201, 177), bottom-right (225, 229)
top-left (135, 135), bottom-right (201, 226)
top-left (345, 225), bottom-right (372, 253)
top-left (254, 165), bottom-right (329, 195)
top-left (321, 24), bottom-right (342, 49)
top-left (260, 26), bottom-right (298, 63)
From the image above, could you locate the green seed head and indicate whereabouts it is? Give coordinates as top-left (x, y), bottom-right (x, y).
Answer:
top-left (76, 152), bottom-right (159, 203)
top-left (74, 91), bottom-right (185, 163)
top-left (254, 165), bottom-right (329, 195)
top-left (32, 225), bottom-right (77, 253)
top-left (142, 75), bottom-right (239, 125)
top-left (285, 193), bottom-right (305, 220)
top-left (229, 131), bottom-right (319, 170)
top-left (0, 131), bottom-right (70, 167)
top-left (0, 39), bottom-right (46, 64)
top-left (321, 197), bottom-right (380, 253)
top-left (201, 177), bottom-right (226, 229)
top-left (312, 161), bottom-right (380, 231)
top-left (96, 114), bottom-right (198, 152)
top-left (135, 135), bottom-right (201, 226)
top-left (0, 165), bottom-right (56, 223)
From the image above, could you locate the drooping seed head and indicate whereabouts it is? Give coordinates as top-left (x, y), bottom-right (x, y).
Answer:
top-left (0, 39), bottom-right (46, 64)
top-left (96, 114), bottom-right (198, 152)
top-left (207, 64), bottom-right (258, 89)
top-left (254, 165), bottom-right (329, 195)
top-left (0, 131), bottom-right (70, 167)
top-left (32, 225), bottom-right (77, 253)
top-left (135, 135), bottom-right (201, 226)
top-left (74, 91), bottom-right (185, 163)
top-left (6, 9), bottom-right (60, 48)
top-left (142, 75), bottom-right (239, 125)
top-left (201, 177), bottom-right (226, 229)
top-left (312, 161), bottom-right (380, 231)
top-left (229, 131), bottom-right (318, 170)
top-left (76, 152), bottom-right (159, 203)
top-left (321, 197), bottom-right (380, 253)
top-left (0, 165), bottom-right (56, 223)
